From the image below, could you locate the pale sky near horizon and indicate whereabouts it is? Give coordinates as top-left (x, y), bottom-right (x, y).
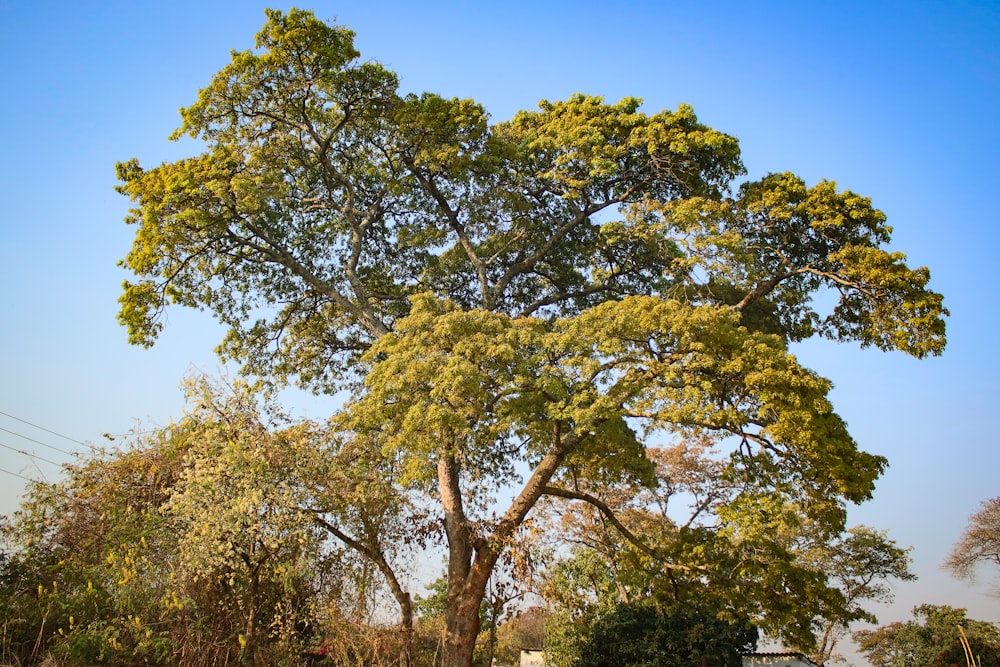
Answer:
top-left (1, 1), bottom-right (998, 662)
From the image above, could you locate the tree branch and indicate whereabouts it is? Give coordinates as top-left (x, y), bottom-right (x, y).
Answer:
top-left (541, 485), bottom-right (706, 573)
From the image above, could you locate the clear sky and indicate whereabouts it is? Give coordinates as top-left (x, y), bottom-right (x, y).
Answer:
top-left (1, 0), bottom-right (998, 661)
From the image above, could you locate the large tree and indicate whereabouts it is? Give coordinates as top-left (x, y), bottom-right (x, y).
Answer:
top-left (115, 9), bottom-right (947, 667)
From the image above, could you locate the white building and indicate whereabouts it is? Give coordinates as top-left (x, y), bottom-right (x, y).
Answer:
top-left (519, 649), bottom-right (545, 667)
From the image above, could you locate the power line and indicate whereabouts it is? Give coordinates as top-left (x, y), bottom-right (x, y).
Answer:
top-left (0, 426), bottom-right (74, 458)
top-left (0, 465), bottom-right (37, 483)
top-left (0, 410), bottom-right (94, 450)
top-left (0, 440), bottom-right (62, 468)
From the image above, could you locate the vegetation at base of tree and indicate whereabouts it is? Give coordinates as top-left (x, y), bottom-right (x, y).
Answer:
top-left (1, 6), bottom-right (951, 667)
top-left (854, 605), bottom-right (1000, 667)
top-left (558, 602), bottom-right (757, 667)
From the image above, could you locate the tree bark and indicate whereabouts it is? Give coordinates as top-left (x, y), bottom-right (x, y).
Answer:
top-left (438, 427), bottom-right (582, 667)
top-left (443, 590), bottom-right (484, 667)
top-left (438, 451), bottom-right (482, 667)
top-left (398, 595), bottom-right (414, 667)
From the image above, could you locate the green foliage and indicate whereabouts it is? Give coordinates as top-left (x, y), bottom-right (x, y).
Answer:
top-left (0, 378), bottom-right (350, 666)
top-left (116, 11), bottom-right (945, 388)
top-left (547, 602), bottom-right (757, 667)
top-left (348, 291), bottom-right (884, 536)
top-left (540, 456), bottom-right (915, 657)
top-left (0, 421), bottom-right (189, 665)
top-left (854, 605), bottom-right (1000, 667)
top-left (797, 525), bottom-right (916, 663)
top-left (112, 9), bottom-right (949, 667)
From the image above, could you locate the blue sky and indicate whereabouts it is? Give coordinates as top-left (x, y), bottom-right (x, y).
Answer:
top-left (1, 0), bottom-right (998, 658)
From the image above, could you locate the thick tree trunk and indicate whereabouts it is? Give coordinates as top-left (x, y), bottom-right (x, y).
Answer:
top-left (442, 592), bottom-right (484, 667)
top-left (436, 427), bottom-right (582, 667)
top-left (438, 452), bottom-right (484, 667)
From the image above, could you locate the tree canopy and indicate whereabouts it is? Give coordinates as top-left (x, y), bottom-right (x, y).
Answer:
top-left (112, 9), bottom-right (947, 667)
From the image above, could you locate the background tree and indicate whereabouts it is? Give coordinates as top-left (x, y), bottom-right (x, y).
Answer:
top-left (160, 378), bottom-right (336, 666)
top-left (115, 9), bottom-right (947, 667)
top-left (162, 377), bottom-right (425, 667)
top-left (0, 377), bottom-right (387, 667)
top-left (535, 437), bottom-right (915, 662)
top-left (0, 419), bottom-right (190, 665)
top-left (798, 525), bottom-right (916, 664)
top-left (933, 637), bottom-right (1000, 667)
top-left (946, 497), bottom-right (1000, 596)
top-left (573, 602), bottom-right (757, 667)
top-left (854, 605), bottom-right (1000, 667)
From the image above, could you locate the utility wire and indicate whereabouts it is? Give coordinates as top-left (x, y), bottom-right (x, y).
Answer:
top-left (0, 440), bottom-right (62, 468)
top-left (0, 410), bottom-right (95, 451)
top-left (0, 426), bottom-right (74, 458)
top-left (0, 465), bottom-right (37, 483)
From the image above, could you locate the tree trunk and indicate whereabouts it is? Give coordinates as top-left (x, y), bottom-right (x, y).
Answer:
top-left (442, 592), bottom-right (484, 667)
top-left (438, 451), bottom-right (484, 667)
top-left (436, 426), bottom-right (582, 667)
top-left (398, 593), bottom-right (414, 667)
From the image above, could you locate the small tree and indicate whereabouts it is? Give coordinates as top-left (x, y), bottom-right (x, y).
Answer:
top-left (0, 378), bottom-right (362, 666)
top-left (946, 497), bottom-right (1000, 595)
top-left (0, 422), bottom-right (189, 665)
top-left (572, 603), bottom-right (756, 667)
top-left (855, 605), bottom-right (1000, 667)
top-left (798, 525), bottom-right (916, 664)
top-left (537, 438), bottom-right (915, 659)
